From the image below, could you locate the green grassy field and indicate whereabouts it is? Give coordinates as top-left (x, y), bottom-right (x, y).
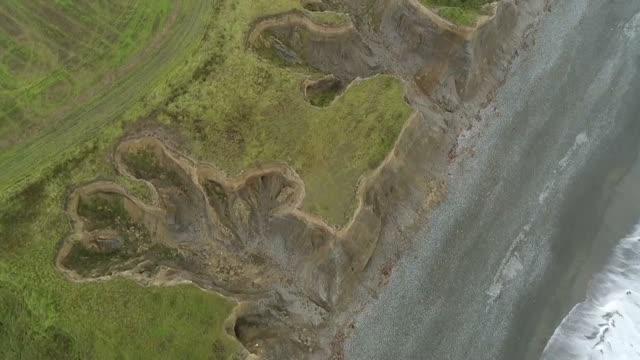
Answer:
top-left (0, 0), bottom-right (412, 358)
top-left (420, 0), bottom-right (493, 26)
top-left (0, 0), bottom-right (213, 203)
top-left (0, 0), bottom-right (173, 144)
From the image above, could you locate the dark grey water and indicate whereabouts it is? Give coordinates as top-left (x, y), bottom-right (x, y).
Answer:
top-left (347, 0), bottom-right (640, 359)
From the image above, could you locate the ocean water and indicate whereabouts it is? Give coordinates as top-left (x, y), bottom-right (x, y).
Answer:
top-left (540, 8), bottom-right (640, 360)
top-left (542, 223), bottom-right (640, 359)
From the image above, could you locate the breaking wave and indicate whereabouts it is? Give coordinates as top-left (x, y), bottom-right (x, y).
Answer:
top-left (542, 222), bottom-right (640, 359)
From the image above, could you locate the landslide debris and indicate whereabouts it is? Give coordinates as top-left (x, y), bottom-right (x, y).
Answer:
top-left (59, 136), bottom-right (426, 359)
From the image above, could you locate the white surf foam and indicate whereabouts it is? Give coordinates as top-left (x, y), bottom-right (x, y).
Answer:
top-left (542, 222), bottom-right (640, 359)
top-left (623, 12), bottom-right (640, 40)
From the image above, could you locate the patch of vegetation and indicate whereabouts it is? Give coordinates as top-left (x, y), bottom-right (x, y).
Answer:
top-left (420, 0), bottom-right (493, 26)
top-left (115, 175), bottom-right (154, 204)
top-left (309, 89), bottom-right (339, 106)
top-left (306, 78), bottom-right (344, 107)
top-left (125, 149), bottom-right (164, 179)
top-left (67, 193), bottom-right (188, 277)
top-left (437, 7), bottom-right (478, 26)
top-left (77, 195), bottom-right (130, 231)
top-left (124, 149), bottom-right (185, 187)
top-left (63, 244), bottom-right (124, 278)
top-left (0, 273), bottom-right (241, 359)
top-left (71, 194), bottom-right (153, 276)
top-left (0, 285), bottom-right (77, 360)
top-left (0, 180), bottom-right (44, 252)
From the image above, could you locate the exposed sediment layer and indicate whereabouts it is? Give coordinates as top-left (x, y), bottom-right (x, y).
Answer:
top-left (57, 0), bottom-right (548, 358)
top-left (250, 0), bottom-right (545, 110)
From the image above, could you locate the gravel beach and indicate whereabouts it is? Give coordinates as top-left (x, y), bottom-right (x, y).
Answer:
top-left (347, 0), bottom-right (640, 359)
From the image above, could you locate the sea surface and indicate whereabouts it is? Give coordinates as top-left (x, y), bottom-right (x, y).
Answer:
top-left (541, 11), bottom-right (640, 359)
top-left (542, 222), bottom-right (640, 359)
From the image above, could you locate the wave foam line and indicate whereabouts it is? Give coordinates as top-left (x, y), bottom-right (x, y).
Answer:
top-left (542, 222), bottom-right (640, 359)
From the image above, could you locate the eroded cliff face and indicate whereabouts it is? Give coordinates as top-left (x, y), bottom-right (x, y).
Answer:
top-left (56, 0), bottom-right (548, 358)
top-left (252, 0), bottom-right (546, 110)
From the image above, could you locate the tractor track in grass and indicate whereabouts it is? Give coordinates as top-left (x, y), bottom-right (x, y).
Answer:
top-left (0, 0), bottom-right (213, 203)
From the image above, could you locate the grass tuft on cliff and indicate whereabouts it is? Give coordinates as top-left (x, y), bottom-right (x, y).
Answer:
top-left (421, 0), bottom-right (494, 26)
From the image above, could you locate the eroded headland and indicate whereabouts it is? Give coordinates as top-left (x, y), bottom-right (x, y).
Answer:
top-left (43, 0), bottom-right (549, 358)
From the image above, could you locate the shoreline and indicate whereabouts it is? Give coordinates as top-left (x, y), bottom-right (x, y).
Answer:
top-left (347, 0), bottom-right (640, 359)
